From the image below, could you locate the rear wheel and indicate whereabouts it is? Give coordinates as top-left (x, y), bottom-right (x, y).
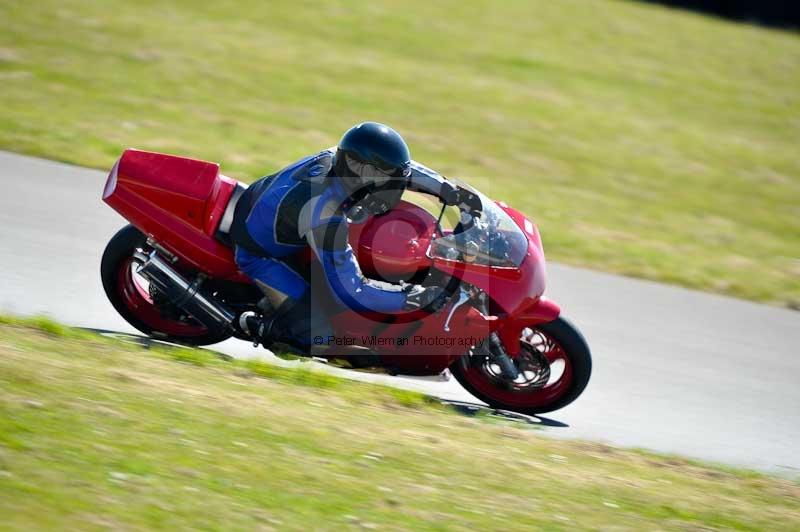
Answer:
top-left (100, 225), bottom-right (232, 346)
top-left (451, 317), bottom-right (591, 414)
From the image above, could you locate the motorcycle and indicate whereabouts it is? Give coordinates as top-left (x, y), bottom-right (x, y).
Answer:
top-left (101, 149), bottom-right (591, 414)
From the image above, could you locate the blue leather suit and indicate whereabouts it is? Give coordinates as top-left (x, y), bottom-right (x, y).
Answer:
top-left (232, 149), bottom-right (407, 314)
top-left (230, 149), bottom-right (457, 350)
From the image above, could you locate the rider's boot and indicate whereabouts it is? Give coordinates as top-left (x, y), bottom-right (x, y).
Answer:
top-left (237, 311), bottom-right (272, 347)
top-left (237, 296), bottom-right (275, 345)
top-left (238, 292), bottom-right (324, 352)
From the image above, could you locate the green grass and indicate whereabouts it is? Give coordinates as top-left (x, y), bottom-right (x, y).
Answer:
top-left (1, 319), bottom-right (799, 530)
top-left (1, 0), bottom-right (799, 306)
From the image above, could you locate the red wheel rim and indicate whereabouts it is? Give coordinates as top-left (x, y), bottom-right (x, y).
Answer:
top-left (116, 257), bottom-right (209, 337)
top-left (459, 327), bottom-right (574, 409)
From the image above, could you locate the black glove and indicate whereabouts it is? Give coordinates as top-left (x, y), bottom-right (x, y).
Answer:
top-left (403, 285), bottom-right (448, 312)
top-left (440, 181), bottom-right (459, 205)
top-left (441, 183), bottom-right (482, 217)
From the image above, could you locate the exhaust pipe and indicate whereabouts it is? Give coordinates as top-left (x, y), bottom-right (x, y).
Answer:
top-left (133, 250), bottom-right (235, 334)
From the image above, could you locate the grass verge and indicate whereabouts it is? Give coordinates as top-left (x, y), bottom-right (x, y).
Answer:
top-left (1, 0), bottom-right (799, 306)
top-left (1, 316), bottom-right (799, 530)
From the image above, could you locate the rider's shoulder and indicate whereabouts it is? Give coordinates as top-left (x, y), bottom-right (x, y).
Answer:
top-left (286, 149), bottom-right (335, 184)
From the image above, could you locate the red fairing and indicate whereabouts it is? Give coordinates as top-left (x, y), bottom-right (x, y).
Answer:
top-left (426, 204), bottom-right (555, 355)
top-left (430, 202), bottom-right (547, 315)
top-left (103, 149), bottom-right (244, 279)
top-left (328, 303), bottom-right (495, 375)
top-left (350, 200), bottom-right (548, 315)
top-left (495, 296), bottom-right (561, 355)
top-left (337, 200), bottom-right (557, 364)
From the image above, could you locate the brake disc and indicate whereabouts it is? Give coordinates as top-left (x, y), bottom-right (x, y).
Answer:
top-left (515, 345), bottom-right (551, 389)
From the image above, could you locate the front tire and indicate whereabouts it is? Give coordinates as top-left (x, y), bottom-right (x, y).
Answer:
top-left (451, 316), bottom-right (592, 414)
top-left (100, 224), bottom-right (232, 346)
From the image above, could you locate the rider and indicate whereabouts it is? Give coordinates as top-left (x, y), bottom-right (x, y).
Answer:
top-left (230, 122), bottom-right (481, 350)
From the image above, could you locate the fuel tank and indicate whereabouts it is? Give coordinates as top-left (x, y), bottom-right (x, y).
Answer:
top-left (348, 201), bottom-right (437, 283)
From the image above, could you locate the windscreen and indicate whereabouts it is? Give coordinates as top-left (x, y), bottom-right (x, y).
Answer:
top-left (429, 184), bottom-right (528, 267)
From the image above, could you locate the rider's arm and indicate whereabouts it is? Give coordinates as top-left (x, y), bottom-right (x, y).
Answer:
top-left (301, 197), bottom-right (407, 313)
top-left (406, 161), bottom-right (453, 199)
top-left (406, 162), bottom-right (482, 215)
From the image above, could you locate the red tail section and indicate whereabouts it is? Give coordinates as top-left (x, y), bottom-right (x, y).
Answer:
top-left (103, 149), bottom-right (245, 279)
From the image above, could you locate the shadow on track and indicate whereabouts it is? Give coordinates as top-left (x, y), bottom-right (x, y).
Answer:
top-left (439, 399), bottom-right (569, 428)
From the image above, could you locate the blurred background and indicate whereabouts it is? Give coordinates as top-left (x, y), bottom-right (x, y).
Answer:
top-left (1, 0), bottom-right (798, 308)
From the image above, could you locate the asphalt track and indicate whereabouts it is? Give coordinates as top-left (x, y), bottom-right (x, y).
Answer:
top-left (1, 150), bottom-right (798, 475)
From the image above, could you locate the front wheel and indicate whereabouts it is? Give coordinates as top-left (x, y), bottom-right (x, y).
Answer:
top-left (100, 224), bottom-right (232, 346)
top-left (451, 317), bottom-right (592, 414)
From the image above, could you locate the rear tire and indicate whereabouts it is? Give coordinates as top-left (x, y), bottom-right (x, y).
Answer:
top-left (451, 316), bottom-right (592, 414)
top-left (100, 224), bottom-right (232, 346)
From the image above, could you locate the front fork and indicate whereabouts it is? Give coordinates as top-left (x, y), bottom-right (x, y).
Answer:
top-left (467, 289), bottom-right (520, 380)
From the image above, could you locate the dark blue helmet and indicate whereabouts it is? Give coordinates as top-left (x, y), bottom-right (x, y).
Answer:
top-left (334, 122), bottom-right (411, 215)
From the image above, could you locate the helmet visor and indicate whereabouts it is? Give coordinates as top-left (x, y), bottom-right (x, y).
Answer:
top-left (345, 153), bottom-right (411, 186)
